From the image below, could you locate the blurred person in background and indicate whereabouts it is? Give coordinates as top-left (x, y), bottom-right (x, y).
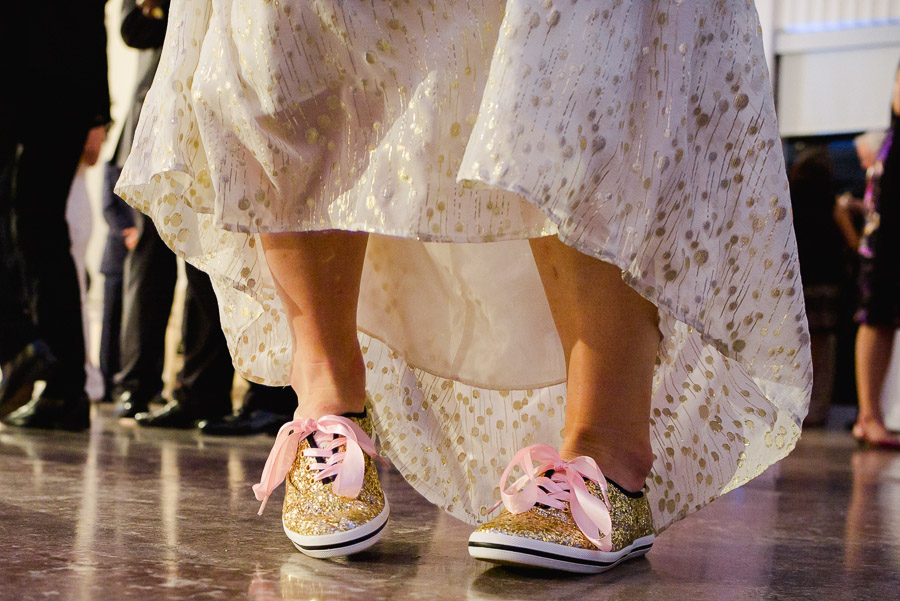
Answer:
top-left (0, 1), bottom-right (110, 430)
top-left (834, 132), bottom-right (886, 252)
top-left (101, 0), bottom-right (162, 410)
top-left (852, 64), bottom-right (900, 449)
top-left (98, 158), bottom-right (137, 404)
top-left (67, 151), bottom-right (108, 403)
top-left (788, 148), bottom-right (846, 427)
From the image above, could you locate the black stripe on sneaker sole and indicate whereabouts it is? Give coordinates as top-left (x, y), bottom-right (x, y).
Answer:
top-left (294, 519), bottom-right (388, 552)
top-left (468, 541), bottom-right (653, 567)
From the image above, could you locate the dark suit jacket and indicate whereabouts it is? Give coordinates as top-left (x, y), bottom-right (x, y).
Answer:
top-left (2, 2), bottom-right (111, 132)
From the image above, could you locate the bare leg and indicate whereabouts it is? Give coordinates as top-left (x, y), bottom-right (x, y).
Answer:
top-left (530, 236), bottom-right (658, 492)
top-left (260, 231), bottom-right (368, 419)
top-left (854, 325), bottom-right (900, 444)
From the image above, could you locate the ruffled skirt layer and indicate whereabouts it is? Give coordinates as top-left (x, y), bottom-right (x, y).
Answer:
top-left (117, 0), bottom-right (811, 529)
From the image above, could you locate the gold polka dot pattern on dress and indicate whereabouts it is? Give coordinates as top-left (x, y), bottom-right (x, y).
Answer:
top-left (116, 1), bottom-right (811, 532)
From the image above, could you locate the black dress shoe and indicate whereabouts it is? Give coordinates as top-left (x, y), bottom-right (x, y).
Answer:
top-left (113, 390), bottom-right (158, 419)
top-left (134, 400), bottom-right (202, 429)
top-left (0, 340), bottom-right (57, 418)
top-left (199, 408), bottom-right (291, 436)
top-left (2, 393), bottom-right (90, 431)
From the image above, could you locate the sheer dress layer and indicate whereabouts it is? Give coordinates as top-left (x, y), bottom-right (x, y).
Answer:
top-left (117, 0), bottom-right (812, 529)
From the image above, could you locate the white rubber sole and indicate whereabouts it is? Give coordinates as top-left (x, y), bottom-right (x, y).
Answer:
top-left (468, 531), bottom-right (654, 574)
top-left (283, 499), bottom-right (390, 559)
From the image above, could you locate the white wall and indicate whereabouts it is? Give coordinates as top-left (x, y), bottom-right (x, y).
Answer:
top-left (778, 0), bottom-right (900, 32)
top-left (777, 32), bottom-right (900, 136)
top-left (772, 1), bottom-right (900, 136)
top-left (756, 0), bottom-right (779, 79)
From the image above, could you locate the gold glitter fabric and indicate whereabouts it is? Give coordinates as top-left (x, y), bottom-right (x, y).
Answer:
top-left (475, 478), bottom-right (654, 553)
top-left (117, 1), bottom-right (811, 532)
top-left (282, 413), bottom-right (386, 538)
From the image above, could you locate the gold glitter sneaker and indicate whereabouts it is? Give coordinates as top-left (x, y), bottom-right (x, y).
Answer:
top-left (468, 444), bottom-right (654, 574)
top-left (253, 411), bottom-right (389, 558)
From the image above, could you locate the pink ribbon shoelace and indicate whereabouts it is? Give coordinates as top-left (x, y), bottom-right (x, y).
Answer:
top-left (496, 443), bottom-right (614, 552)
top-left (252, 415), bottom-right (378, 515)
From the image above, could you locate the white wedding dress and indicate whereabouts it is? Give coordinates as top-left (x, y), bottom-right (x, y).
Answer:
top-left (117, 0), bottom-right (812, 530)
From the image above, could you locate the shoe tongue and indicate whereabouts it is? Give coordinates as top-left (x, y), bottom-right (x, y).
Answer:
top-left (305, 410), bottom-right (371, 456)
top-left (306, 429), bottom-right (336, 450)
top-left (534, 469), bottom-right (570, 501)
top-left (305, 416), bottom-right (360, 485)
top-left (304, 430), bottom-right (339, 486)
top-left (304, 410), bottom-right (366, 447)
top-left (533, 469), bottom-right (597, 503)
top-left (537, 468), bottom-right (555, 492)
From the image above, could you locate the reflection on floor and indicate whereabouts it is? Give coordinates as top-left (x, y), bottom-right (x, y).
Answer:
top-left (1, 406), bottom-right (898, 600)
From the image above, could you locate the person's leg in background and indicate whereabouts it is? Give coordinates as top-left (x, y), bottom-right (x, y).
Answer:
top-left (0, 131), bottom-right (53, 418)
top-left (2, 123), bottom-right (91, 430)
top-left (0, 4), bottom-right (46, 418)
top-left (136, 263), bottom-right (234, 428)
top-left (852, 211), bottom-right (900, 448)
top-left (98, 164), bottom-right (132, 404)
top-left (113, 211), bottom-right (177, 417)
top-left (99, 267), bottom-right (125, 404)
top-left (854, 324), bottom-right (900, 447)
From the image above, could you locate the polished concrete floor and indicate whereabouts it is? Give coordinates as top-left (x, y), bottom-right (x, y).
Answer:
top-left (1, 407), bottom-right (898, 601)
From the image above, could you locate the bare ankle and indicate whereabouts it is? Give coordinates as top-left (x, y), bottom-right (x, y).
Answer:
top-left (855, 412), bottom-right (883, 424)
top-left (290, 385), bottom-right (366, 420)
top-left (854, 416), bottom-right (894, 437)
top-left (560, 430), bottom-right (653, 493)
top-left (290, 354), bottom-right (366, 419)
top-left (854, 414), bottom-right (889, 434)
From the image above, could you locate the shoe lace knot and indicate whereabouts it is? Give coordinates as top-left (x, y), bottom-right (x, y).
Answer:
top-left (494, 443), bottom-right (614, 552)
top-left (252, 415), bottom-right (378, 515)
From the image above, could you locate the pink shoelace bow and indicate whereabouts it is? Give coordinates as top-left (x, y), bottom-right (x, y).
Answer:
top-left (496, 443), bottom-right (614, 552)
top-left (252, 415), bottom-right (378, 515)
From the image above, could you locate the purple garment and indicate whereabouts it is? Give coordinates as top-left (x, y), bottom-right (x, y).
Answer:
top-left (857, 114), bottom-right (900, 326)
top-left (858, 127), bottom-right (892, 259)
